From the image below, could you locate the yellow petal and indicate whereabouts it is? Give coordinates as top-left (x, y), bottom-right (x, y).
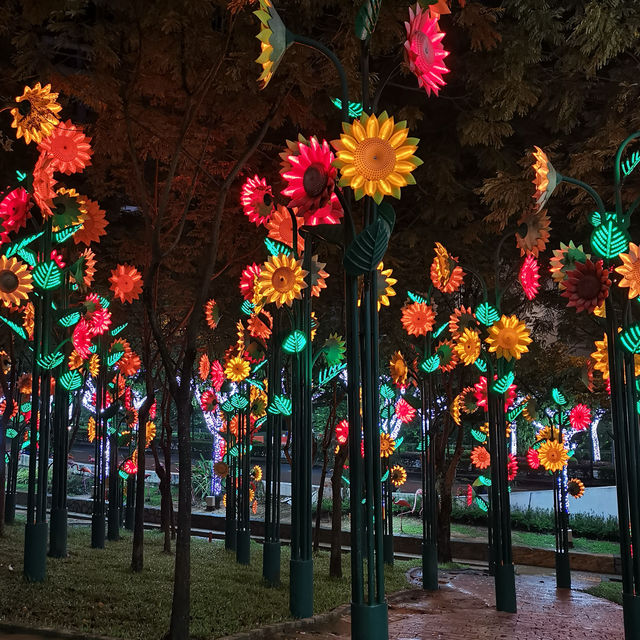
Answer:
top-left (351, 175), bottom-right (365, 190)
top-left (395, 161), bottom-right (416, 174)
top-left (352, 120), bottom-right (366, 142)
top-left (387, 172), bottom-right (407, 187)
top-left (378, 118), bottom-right (394, 141)
top-left (339, 134), bottom-right (358, 152)
top-left (389, 129), bottom-right (409, 149)
top-left (395, 145), bottom-right (418, 161)
top-left (364, 180), bottom-right (377, 197)
top-left (366, 114), bottom-right (379, 139)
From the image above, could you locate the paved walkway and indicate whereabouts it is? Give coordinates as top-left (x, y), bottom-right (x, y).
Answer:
top-left (268, 568), bottom-right (624, 640)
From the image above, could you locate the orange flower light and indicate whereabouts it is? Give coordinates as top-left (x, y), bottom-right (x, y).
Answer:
top-left (430, 242), bottom-right (463, 293)
top-left (109, 264), bottom-right (143, 304)
top-left (310, 255), bottom-right (329, 297)
top-left (516, 208), bottom-right (551, 257)
top-left (117, 351), bottom-right (141, 377)
top-left (73, 198), bottom-right (107, 246)
top-left (204, 299), bottom-right (219, 330)
top-left (11, 83), bottom-right (62, 144)
top-left (616, 242), bottom-right (640, 299)
top-left (199, 354), bottom-right (211, 381)
top-left (389, 351), bottom-right (408, 386)
top-left (266, 205), bottom-right (304, 252)
top-left (470, 446), bottom-right (490, 470)
top-left (401, 302), bottom-right (435, 336)
top-left (531, 146), bottom-right (558, 213)
top-left (32, 152), bottom-right (57, 218)
top-left (0, 256), bottom-right (33, 307)
top-left (449, 306), bottom-right (476, 338)
top-left (38, 120), bottom-right (93, 175)
top-left (248, 310), bottom-right (273, 341)
top-left (239, 263), bottom-right (262, 301)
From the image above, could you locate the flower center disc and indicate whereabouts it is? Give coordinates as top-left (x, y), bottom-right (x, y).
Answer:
top-left (0, 270), bottom-right (19, 293)
top-left (353, 138), bottom-right (396, 181)
top-left (257, 190), bottom-right (273, 217)
top-left (271, 267), bottom-right (295, 293)
top-left (52, 138), bottom-right (78, 162)
top-left (499, 329), bottom-right (517, 349)
top-left (576, 273), bottom-right (601, 300)
top-left (414, 32), bottom-right (436, 70)
top-left (118, 275), bottom-right (134, 292)
top-left (303, 164), bottom-right (328, 198)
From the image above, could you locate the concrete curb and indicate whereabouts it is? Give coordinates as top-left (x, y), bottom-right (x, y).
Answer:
top-left (0, 621), bottom-right (119, 640)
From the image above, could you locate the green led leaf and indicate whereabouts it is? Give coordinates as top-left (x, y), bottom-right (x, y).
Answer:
top-left (342, 475), bottom-right (350, 485)
top-left (474, 496), bottom-right (488, 512)
top-left (551, 388), bottom-right (567, 405)
top-left (433, 321), bottom-right (449, 340)
top-left (16, 170), bottom-right (26, 182)
top-left (268, 394), bottom-right (292, 416)
top-left (477, 475), bottom-right (492, 487)
top-left (407, 290), bottom-right (428, 304)
top-left (251, 359), bottom-right (268, 375)
top-left (228, 445), bottom-right (238, 458)
top-left (380, 384), bottom-right (395, 400)
top-left (60, 370), bottom-right (83, 391)
top-left (54, 226), bottom-right (80, 244)
top-left (380, 404), bottom-right (394, 420)
top-left (107, 351), bottom-right (124, 367)
top-left (395, 436), bottom-right (404, 449)
top-left (381, 469), bottom-right (389, 482)
top-left (474, 357), bottom-right (487, 373)
top-left (59, 312), bottom-right (81, 328)
top-left (241, 300), bottom-right (254, 316)
top-left (283, 330), bottom-right (307, 354)
top-left (622, 150), bottom-right (640, 177)
top-left (589, 211), bottom-right (602, 227)
top-left (6, 428), bottom-right (17, 439)
top-left (471, 428), bottom-right (487, 443)
top-left (264, 237), bottom-right (292, 257)
top-left (354, 0), bottom-right (382, 40)
top-left (420, 354), bottom-right (440, 374)
top-left (507, 405), bottom-right (524, 422)
top-left (255, 415), bottom-right (267, 428)
top-left (330, 98), bottom-right (363, 119)
top-left (99, 296), bottom-right (110, 309)
top-left (476, 302), bottom-right (500, 327)
top-left (0, 315), bottom-right (27, 340)
top-left (343, 217), bottom-right (390, 276)
top-left (230, 394), bottom-right (249, 410)
top-left (88, 344), bottom-right (97, 354)
top-left (4, 231), bottom-right (43, 258)
top-left (33, 261), bottom-right (63, 290)
top-left (567, 449), bottom-right (575, 458)
top-left (20, 402), bottom-right (31, 412)
top-left (620, 324), bottom-right (640, 354)
top-left (591, 219), bottom-right (629, 259)
top-left (17, 248), bottom-right (36, 267)
top-left (221, 400), bottom-right (234, 413)
top-left (317, 362), bottom-right (347, 386)
top-left (246, 377), bottom-right (265, 391)
top-left (111, 323), bottom-right (128, 337)
top-left (492, 371), bottom-right (515, 394)
top-left (37, 351), bottom-right (64, 370)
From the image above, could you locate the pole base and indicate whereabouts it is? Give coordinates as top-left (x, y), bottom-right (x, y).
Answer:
top-left (4, 493), bottom-right (15, 524)
top-left (351, 602), bottom-right (388, 640)
top-left (49, 508), bottom-right (68, 558)
top-left (555, 551), bottom-right (571, 589)
top-left (623, 592), bottom-right (640, 639)
top-left (236, 530), bottom-right (251, 565)
top-left (290, 558), bottom-right (313, 619)
top-left (383, 534), bottom-right (394, 566)
top-left (263, 540), bottom-right (281, 586)
top-left (422, 541), bottom-right (439, 590)
top-left (107, 505), bottom-right (120, 542)
top-left (495, 563), bottom-right (517, 613)
top-left (24, 521), bottom-right (48, 582)
top-left (91, 512), bottom-right (105, 549)
top-left (225, 519), bottom-right (237, 552)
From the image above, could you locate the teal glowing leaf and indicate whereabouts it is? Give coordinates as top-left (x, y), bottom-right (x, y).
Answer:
top-left (407, 291), bottom-right (428, 304)
top-left (590, 220), bottom-right (629, 259)
top-left (255, 415), bottom-right (267, 428)
top-left (20, 402), bottom-right (31, 413)
top-left (622, 150), bottom-right (640, 177)
top-left (476, 302), bottom-right (500, 326)
top-left (342, 475), bottom-right (350, 485)
top-left (53, 226), bottom-right (79, 244)
top-left (17, 248), bottom-right (36, 267)
top-left (228, 445), bottom-right (239, 458)
top-left (567, 449), bottom-right (575, 458)
top-left (107, 351), bottom-right (124, 367)
top-left (264, 237), bottom-right (292, 257)
top-left (37, 351), bottom-right (65, 370)
top-left (88, 344), bottom-right (97, 354)
top-left (420, 354), bottom-right (440, 373)
top-left (492, 371), bottom-right (515, 394)
top-left (330, 98), bottom-right (363, 118)
top-left (355, 0), bottom-right (382, 40)
top-left (0, 315), bottom-right (27, 339)
top-left (474, 357), bottom-right (487, 373)
top-left (380, 384), bottom-right (395, 400)
top-left (252, 359), bottom-right (268, 375)
top-left (59, 312), bottom-right (81, 328)
top-left (317, 362), bottom-right (347, 386)
top-left (433, 321), bottom-right (449, 339)
top-left (551, 388), bottom-right (567, 405)
top-left (381, 469), bottom-right (389, 482)
top-left (221, 400), bottom-right (234, 413)
top-left (60, 370), bottom-right (83, 391)
top-left (474, 496), bottom-right (488, 512)
top-left (380, 404), bottom-right (394, 420)
top-left (241, 300), bottom-right (254, 316)
top-left (507, 405), bottom-right (524, 422)
top-left (6, 428), bottom-right (17, 439)
top-left (283, 330), bottom-right (307, 353)
top-left (99, 296), bottom-right (110, 309)
top-left (230, 394), bottom-right (249, 410)
top-left (395, 436), bottom-right (404, 449)
top-left (471, 428), bottom-right (487, 443)
top-left (33, 261), bottom-right (63, 290)
top-left (111, 323), bottom-right (128, 337)
top-left (620, 324), bottom-right (640, 354)
top-left (589, 211), bottom-right (602, 227)
top-left (16, 170), bottom-right (26, 182)
top-left (343, 217), bottom-right (390, 276)
top-left (477, 475), bottom-right (492, 487)
top-left (4, 231), bottom-right (43, 258)
top-left (268, 394), bottom-right (292, 416)
top-left (246, 377), bottom-right (265, 391)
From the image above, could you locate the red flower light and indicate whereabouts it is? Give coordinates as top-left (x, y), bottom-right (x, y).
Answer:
top-left (240, 175), bottom-right (274, 226)
top-left (519, 255), bottom-right (540, 300)
top-left (122, 458), bottom-right (137, 475)
top-left (38, 120), bottom-right (93, 175)
top-left (72, 319), bottom-right (92, 359)
top-left (561, 259), bottom-right (610, 314)
top-left (336, 419), bottom-right (349, 445)
top-left (50, 249), bottom-right (65, 268)
top-left (149, 401), bottom-right (157, 420)
top-left (569, 404), bottom-right (591, 431)
top-left (507, 453), bottom-right (518, 481)
top-left (86, 307), bottom-right (112, 336)
top-left (473, 376), bottom-right (517, 412)
top-left (304, 192), bottom-right (343, 226)
top-left (201, 390), bottom-right (218, 412)
top-left (211, 360), bottom-right (225, 392)
top-left (395, 397), bottom-right (417, 424)
top-left (466, 484), bottom-right (473, 507)
top-left (239, 263), bottom-right (262, 301)
top-left (0, 187), bottom-right (31, 233)
top-left (527, 447), bottom-right (540, 470)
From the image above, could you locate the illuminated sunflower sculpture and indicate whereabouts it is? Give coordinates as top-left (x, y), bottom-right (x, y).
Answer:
top-left (435, 340), bottom-right (458, 373)
top-left (390, 465), bottom-right (407, 488)
top-left (332, 112), bottom-right (422, 204)
top-left (32, 152), bottom-right (57, 218)
top-left (454, 328), bottom-right (481, 366)
top-left (519, 255), bottom-right (540, 301)
top-left (109, 264), bottom-right (143, 304)
top-left (531, 146), bottom-right (558, 212)
top-left (204, 299), bottom-right (219, 330)
top-left (254, 0), bottom-right (291, 89)
top-left (470, 446), bottom-right (490, 470)
top-left (38, 120), bottom-right (93, 175)
top-left (239, 263), bottom-right (262, 301)
top-left (375, 262), bottom-right (397, 309)
top-left (395, 398), bottom-right (416, 424)
top-left (323, 333), bottom-right (346, 366)
top-left (403, 4), bottom-right (449, 96)
top-left (561, 258), bottom-right (610, 314)
top-left (11, 83), bottom-right (62, 144)
top-left (401, 302), bottom-right (435, 336)
top-left (389, 351), bottom-right (408, 386)
top-left (568, 478), bottom-right (585, 499)
top-left (0, 256), bottom-right (33, 307)
top-left (537, 440), bottom-right (568, 473)
top-left (430, 242), bottom-right (463, 293)
top-left (616, 242), bottom-right (640, 299)
top-left (449, 306), bottom-right (476, 338)
top-left (569, 404), bottom-right (591, 431)
top-left (527, 447), bottom-right (540, 470)
top-left (225, 355), bottom-right (251, 382)
top-left (240, 175), bottom-right (274, 226)
top-left (549, 241), bottom-right (589, 288)
top-left (485, 315), bottom-right (531, 361)
top-left (256, 253), bottom-right (307, 307)
top-left (310, 255), bottom-right (329, 297)
top-left (516, 208), bottom-right (551, 257)
top-left (380, 432), bottom-right (396, 457)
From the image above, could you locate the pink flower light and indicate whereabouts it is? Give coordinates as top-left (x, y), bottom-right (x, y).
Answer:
top-left (240, 175), bottom-right (274, 226)
top-left (519, 254), bottom-right (540, 300)
top-left (569, 404), bottom-right (591, 431)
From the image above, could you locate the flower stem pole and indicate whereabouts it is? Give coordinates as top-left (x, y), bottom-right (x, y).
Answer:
top-left (263, 310), bottom-right (282, 586)
top-left (224, 439), bottom-right (237, 551)
top-left (236, 384), bottom-right (251, 565)
top-left (91, 342), bottom-right (106, 549)
top-left (5, 411), bottom-right (20, 523)
top-left (107, 393), bottom-right (121, 541)
top-left (382, 395), bottom-right (393, 566)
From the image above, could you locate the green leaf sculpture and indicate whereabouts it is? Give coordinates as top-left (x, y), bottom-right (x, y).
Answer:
top-left (343, 217), bottom-right (390, 276)
top-left (354, 0), bottom-right (382, 40)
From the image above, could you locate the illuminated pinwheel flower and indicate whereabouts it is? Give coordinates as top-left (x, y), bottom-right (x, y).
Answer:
top-left (616, 242), bottom-right (640, 299)
top-left (240, 175), bottom-right (274, 226)
top-left (454, 328), bottom-right (481, 366)
top-left (389, 351), bottom-right (408, 387)
top-left (52, 187), bottom-right (87, 230)
top-left (199, 354), bottom-right (211, 381)
top-left (538, 440), bottom-right (568, 472)
top-left (591, 334), bottom-right (609, 381)
top-left (250, 387), bottom-right (268, 419)
top-left (68, 350), bottom-right (84, 370)
top-left (395, 398), bottom-right (416, 424)
top-left (519, 255), bottom-right (540, 300)
top-left (118, 351), bottom-right (141, 377)
top-left (401, 302), bottom-right (436, 336)
top-left (248, 310), bottom-right (272, 341)
top-left (332, 112), bottom-right (422, 204)
top-left (211, 360), bottom-right (225, 391)
top-left (73, 198), bottom-right (107, 246)
top-left (507, 453), bottom-right (518, 482)
top-left (310, 255), bottom-right (329, 297)
top-left (11, 83), bottom-right (62, 144)
top-left (568, 478), bottom-right (585, 499)
top-left (430, 242), bottom-right (463, 293)
top-left (470, 446), bottom-right (490, 470)
top-left (38, 120), bottom-right (93, 175)
top-left (224, 355), bottom-right (250, 382)
top-left (376, 262), bottom-right (397, 310)
top-left (390, 465), bottom-right (408, 488)
top-left (204, 299), bottom-right (219, 330)
top-left (569, 404), bottom-right (591, 431)
top-left (254, 0), bottom-right (290, 89)
top-left (473, 376), bottom-right (517, 412)
top-left (109, 264), bottom-right (143, 304)
top-left (239, 263), bottom-right (262, 301)
top-left (516, 209), bottom-right (551, 257)
top-left (335, 419), bottom-right (349, 445)
top-left (145, 421), bottom-right (156, 447)
top-left (201, 390), bottom-right (218, 412)
top-left (304, 193), bottom-right (343, 226)
top-left (531, 146), bottom-right (558, 212)
top-left (486, 315), bottom-right (531, 361)
top-left (561, 259), bottom-right (610, 314)
top-left (0, 255), bottom-right (33, 307)
top-left (436, 340), bottom-right (458, 373)
top-left (527, 447), bottom-right (540, 470)
top-left (535, 425), bottom-right (564, 444)
top-left (549, 242), bottom-right (590, 288)
top-left (403, 5), bottom-right (449, 96)
top-left (251, 465), bottom-right (263, 483)
top-left (324, 333), bottom-right (346, 366)
top-left (380, 432), bottom-right (396, 458)
top-left (281, 136), bottom-right (337, 216)
top-left (72, 319), bottom-right (92, 359)
top-left (0, 188), bottom-right (31, 233)
top-left (88, 354), bottom-right (100, 378)
top-left (256, 253), bottom-right (307, 307)
top-left (32, 152), bottom-right (57, 218)
top-left (466, 484), bottom-right (474, 507)
top-left (266, 205), bottom-right (305, 251)
top-left (449, 306), bottom-right (476, 338)
top-left (86, 307), bottom-right (112, 336)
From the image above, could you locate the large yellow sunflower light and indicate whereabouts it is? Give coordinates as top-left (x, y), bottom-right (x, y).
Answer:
top-left (11, 83), bottom-right (62, 144)
top-left (224, 355), bottom-right (250, 383)
top-left (390, 465), bottom-right (407, 488)
top-left (0, 256), bottom-right (33, 307)
top-left (486, 315), bottom-right (532, 361)
top-left (538, 440), bottom-right (568, 472)
top-left (454, 328), bottom-right (481, 366)
top-left (616, 242), bottom-right (640, 299)
top-left (256, 253), bottom-right (307, 308)
top-left (591, 332), bottom-right (640, 381)
top-left (332, 112), bottom-right (422, 204)
top-left (389, 351), bottom-right (408, 386)
top-left (380, 432), bottom-right (396, 458)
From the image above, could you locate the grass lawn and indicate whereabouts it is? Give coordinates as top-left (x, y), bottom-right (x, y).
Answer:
top-left (583, 580), bottom-right (623, 605)
top-left (0, 518), bottom-right (417, 640)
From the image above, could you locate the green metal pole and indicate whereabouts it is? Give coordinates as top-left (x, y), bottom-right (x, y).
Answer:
top-left (421, 376), bottom-right (438, 590)
top-left (237, 387), bottom-right (251, 565)
top-left (91, 350), bottom-right (105, 549)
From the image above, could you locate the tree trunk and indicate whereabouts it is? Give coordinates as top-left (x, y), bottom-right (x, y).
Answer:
top-left (329, 446), bottom-right (348, 578)
top-left (152, 438), bottom-right (172, 553)
top-left (131, 396), bottom-right (152, 572)
top-left (437, 483), bottom-right (453, 562)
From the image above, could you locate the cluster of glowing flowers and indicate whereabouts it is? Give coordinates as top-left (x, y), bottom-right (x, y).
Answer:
top-left (568, 478), bottom-right (585, 499)
top-left (454, 328), bottom-right (481, 366)
top-left (401, 302), bottom-right (435, 336)
top-left (335, 419), bottom-right (349, 446)
top-left (0, 256), bottom-right (33, 307)
top-left (569, 404), bottom-right (591, 431)
top-left (32, 152), bottom-right (57, 218)
top-left (516, 209), bottom-right (551, 257)
top-left (239, 263), bottom-right (262, 301)
top-left (109, 264), bottom-right (143, 304)
top-left (473, 376), bottom-right (517, 412)
top-left (389, 351), bottom-right (408, 386)
top-left (485, 315), bottom-right (531, 361)
top-left (430, 242), bottom-right (464, 293)
top-left (616, 242), bottom-right (640, 299)
top-left (204, 299), bottom-right (219, 330)
top-left (435, 340), bottom-right (458, 373)
top-left (380, 432), bottom-right (396, 458)
top-left (526, 447), bottom-right (540, 469)
top-left (375, 262), bottom-right (397, 310)
top-left (537, 439), bottom-right (568, 472)
top-left (549, 242), bottom-right (589, 288)
top-left (11, 83), bottom-right (62, 144)
top-left (390, 465), bottom-right (407, 488)
top-left (449, 306), bottom-right (476, 338)
top-left (519, 255), bottom-right (540, 300)
top-left (470, 446), bottom-right (490, 470)
top-left (251, 465), bottom-right (263, 483)
top-left (248, 310), bottom-right (272, 341)
top-left (73, 198), bottom-right (107, 246)
top-left (254, 0), bottom-right (290, 89)
top-left (561, 258), bottom-right (610, 314)
top-left (403, 5), bottom-right (449, 96)
top-left (199, 353), bottom-right (211, 381)
top-left (0, 188), bottom-right (31, 233)
top-left (241, 175), bottom-right (274, 226)
top-left (507, 453), bottom-right (518, 482)
top-left (531, 146), bottom-right (558, 212)
top-left (38, 120), bottom-right (92, 175)
top-left (224, 355), bottom-right (250, 382)
top-left (256, 253), bottom-right (307, 307)
top-left (266, 205), bottom-right (305, 251)
top-left (323, 333), bottom-right (346, 366)
top-left (332, 112), bottom-right (422, 204)
top-left (395, 397), bottom-right (416, 424)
